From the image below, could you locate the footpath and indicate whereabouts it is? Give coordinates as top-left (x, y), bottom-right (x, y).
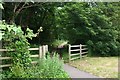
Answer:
top-left (64, 64), bottom-right (99, 78)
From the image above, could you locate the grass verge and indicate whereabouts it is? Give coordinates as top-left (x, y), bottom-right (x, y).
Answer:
top-left (68, 57), bottom-right (118, 78)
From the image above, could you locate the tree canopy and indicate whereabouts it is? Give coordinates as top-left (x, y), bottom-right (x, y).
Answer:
top-left (2, 2), bottom-right (120, 56)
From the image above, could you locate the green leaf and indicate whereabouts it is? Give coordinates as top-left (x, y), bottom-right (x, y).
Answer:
top-left (25, 28), bottom-right (36, 39)
top-left (7, 25), bottom-right (12, 32)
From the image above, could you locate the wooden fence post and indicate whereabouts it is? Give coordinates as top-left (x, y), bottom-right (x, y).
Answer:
top-left (80, 44), bottom-right (82, 58)
top-left (42, 45), bottom-right (46, 58)
top-left (39, 46), bottom-right (42, 59)
top-left (69, 44), bottom-right (71, 62)
top-left (45, 45), bottom-right (48, 53)
top-left (42, 45), bottom-right (47, 58)
top-left (0, 41), bottom-right (2, 72)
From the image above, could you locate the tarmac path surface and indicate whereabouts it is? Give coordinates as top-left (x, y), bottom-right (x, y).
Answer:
top-left (64, 64), bottom-right (99, 78)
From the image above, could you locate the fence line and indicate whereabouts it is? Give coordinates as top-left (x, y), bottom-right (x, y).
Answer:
top-left (69, 44), bottom-right (88, 62)
top-left (0, 45), bottom-right (48, 68)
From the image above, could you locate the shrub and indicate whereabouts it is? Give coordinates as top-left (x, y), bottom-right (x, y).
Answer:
top-left (37, 52), bottom-right (69, 78)
top-left (2, 52), bottom-right (69, 79)
top-left (0, 20), bottom-right (42, 67)
top-left (0, 73), bottom-right (5, 79)
top-left (0, 21), bottom-right (37, 67)
top-left (87, 40), bottom-right (119, 56)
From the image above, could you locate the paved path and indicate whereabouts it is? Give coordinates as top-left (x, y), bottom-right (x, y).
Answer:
top-left (64, 64), bottom-right (99, 78)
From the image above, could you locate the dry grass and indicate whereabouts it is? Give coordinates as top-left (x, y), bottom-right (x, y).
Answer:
top-left (69, 57), bottom-right (118, 78)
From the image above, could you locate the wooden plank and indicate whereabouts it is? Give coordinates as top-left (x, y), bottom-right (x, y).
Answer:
top-left (42, 46), bottom-right (44, 58)
top-left (70, 57), bottom-right (80, 60)
top-left (42, 45), bottom-right (46, 58)
top-left (70, 49), bottom-right (80, 51)
top-left (70, 45), bottom-right (80, 47)
top-left (30, 55), bottom-right (39, 58)
top-left (0, 57), bottom-right (12, 60)
top-left (0, 55), bottom-right (40, 60)
top-left (80, 44), bottom-right (82, 58)
top-left (0, 49), bottom-right (8, 51)
top-left (29, 48), bottom-right (39, 51)
top-left (0, 64), bottom-right (12, 68)
top-left (0, 55), bottom-right (40, 59)
top-left (0, 49), bottom-right (14, 51)
top-left (69, 44), bottom-right (71, 62)
top-left (39, 46), bottom-right (42, 59)
top-left (45, 45), bottom-right (48, 52)
top-left (81, 45), bottom-right (87, 47)
top-left (81, 51), bottom-right (88, 54)
top-left (70, 53), bottom-right (80, 56)
top-left (82, 55), bottom-right (87, 58)
top-left (0, 48), bottom-right (39, 52)
top-left (31, 61), bottom-right (38, 64)
top-left (81, 48), bottom-right (88, 50)
top-left (0, 61), bottom-right (39, 68)
top-left (0, 41), bottom-right (2, 72)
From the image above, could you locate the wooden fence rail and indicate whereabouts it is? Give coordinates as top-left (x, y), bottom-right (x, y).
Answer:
top-left (69, 44), bottom-right (88, 62)
top-left (0, 45), bottom-right (48, 68)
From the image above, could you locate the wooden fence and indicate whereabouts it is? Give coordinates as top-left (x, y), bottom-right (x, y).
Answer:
top-left (0, 45), bottom-right (48, 68)
top-left (69, 44), bottom-right (88, 61)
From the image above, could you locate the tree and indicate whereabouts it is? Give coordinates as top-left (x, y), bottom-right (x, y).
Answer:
top-left (2, 2), bottom-right (58, 44)
top-left (54, 2), bottom-right (120, 56)
top-left (2, 2), bottom-right (119, 56)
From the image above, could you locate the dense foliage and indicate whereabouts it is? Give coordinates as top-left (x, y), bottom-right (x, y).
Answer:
top-left (54, 3), bottom-right (120, 56)
top-left (0, 21), bottom-right (69, 78)
top-left (1, 53), bottom-right (69, 78)
top-left (0, 20), bottom-right (36, 67)
top-left (2, 2), bottom-right (57, 44)
top-left (2, 2), bottom-right (120, 56)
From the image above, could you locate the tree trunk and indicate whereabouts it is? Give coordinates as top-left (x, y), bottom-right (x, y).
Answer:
top-left (9, 15), bottom-right (15, 24)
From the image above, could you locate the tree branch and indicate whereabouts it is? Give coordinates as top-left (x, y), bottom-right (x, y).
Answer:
top-left (13, 3), bottom-right (21, 13)
top-left (15, 3), bottom-right (27, 15)
top-left (15, 3), bottom-right (44, 16)
top-left (22, 3), bottom-right (44, 9)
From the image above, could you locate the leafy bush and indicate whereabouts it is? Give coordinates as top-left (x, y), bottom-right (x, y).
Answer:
top-left (2, 53), bottom-right (69, 78)
top-left (87, 40), bottom-right (119, 56)
top-left (0, 21), bottom-right (36, 67)
top-left (37, 52), bottom-right (69, 78)
top-left (0, 73), bottom-right (5, 79)
top-left (0, 20), bottom-right (43, 67)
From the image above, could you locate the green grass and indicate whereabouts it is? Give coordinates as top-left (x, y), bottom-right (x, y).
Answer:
top-left (62, 52), bottom-right (69, 63)
top-left (68, 57), bottom-right (118, 78)
top-left (119, 73), bottom-right (120, 79)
